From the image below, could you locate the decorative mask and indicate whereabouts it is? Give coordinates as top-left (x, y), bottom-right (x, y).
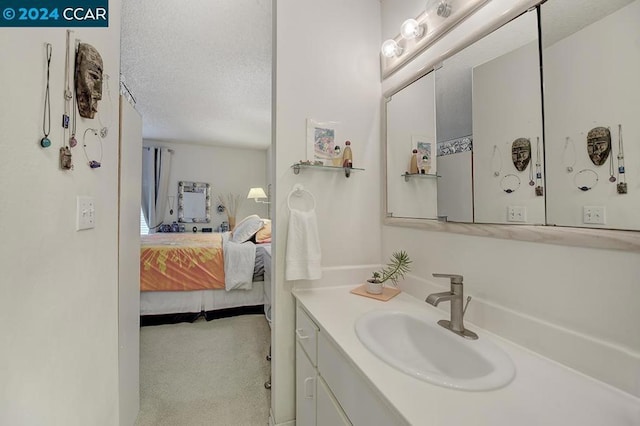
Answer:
top-left (511, 138), bottom-right (531, 172)
top-left (586, 127), bottom-right (611, 166)
top-left (75, 43), bottom-right (103, 119)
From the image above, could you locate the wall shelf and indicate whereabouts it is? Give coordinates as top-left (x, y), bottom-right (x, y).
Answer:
top-left (403, 172), bottom-right (440, 182)
top-left (292, 163), bottom-right (364, 178)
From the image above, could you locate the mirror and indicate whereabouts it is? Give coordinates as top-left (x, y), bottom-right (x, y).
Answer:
top-left (385, 72), bottom-right (438, 219)
top-left (385, 9), bottom-right (542, 224)
top-left (542, 0), bottom-right (639, 231)
top-left (177, 181), bottom-right (211, 223)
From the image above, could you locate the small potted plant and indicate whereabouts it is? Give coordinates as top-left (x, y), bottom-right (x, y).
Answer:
top-left (366, 251), bottom-right (412, 295)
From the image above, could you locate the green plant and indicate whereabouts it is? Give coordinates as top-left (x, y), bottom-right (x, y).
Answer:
top-left (369, 251), bottom-right (411, 286)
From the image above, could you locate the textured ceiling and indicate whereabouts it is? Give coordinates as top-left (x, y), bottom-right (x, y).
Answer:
top-left (120, 0), bottom-right (272, 149)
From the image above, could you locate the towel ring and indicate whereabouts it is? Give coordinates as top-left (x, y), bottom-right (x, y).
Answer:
top-left (287, 184), bottom-right (316, 211)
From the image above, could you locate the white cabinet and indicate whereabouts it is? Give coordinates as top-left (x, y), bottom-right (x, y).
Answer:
top-left (295, 301), bottom-right (404, 426)
top-left (317, 376), bottom-right (351, 426)
top-left (296, 342), bottom-right (317, 426)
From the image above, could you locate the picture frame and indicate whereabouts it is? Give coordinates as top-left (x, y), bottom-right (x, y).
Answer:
top-left (306, 119), bottom-right (341, 165)
top-left (412, 135), bottom-right (436, 174)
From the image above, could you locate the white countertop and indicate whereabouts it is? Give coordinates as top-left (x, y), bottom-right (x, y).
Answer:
top-left (293, 285), bottom-right (640, 426)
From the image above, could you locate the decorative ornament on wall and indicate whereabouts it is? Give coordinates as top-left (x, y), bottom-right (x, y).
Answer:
top-left (586, 126), bottom-right (611, 166)
top-left (511, 137), bottom-right (531, 172)
top-left (75, 43), bottom-right (103, 119)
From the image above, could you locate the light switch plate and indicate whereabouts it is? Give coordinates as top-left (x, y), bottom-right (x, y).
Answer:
top-left (76, 196), bottom-right (95, 231)
top-left (507, 206), bottom-right (526, 222)
top-left (583, 206), bottom-right (605, 224)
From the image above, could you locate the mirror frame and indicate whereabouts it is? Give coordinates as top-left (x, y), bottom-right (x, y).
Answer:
top-left (382, 0), bottom-right (640, 252)
top-left (177, 181), bottom-right (212, 223)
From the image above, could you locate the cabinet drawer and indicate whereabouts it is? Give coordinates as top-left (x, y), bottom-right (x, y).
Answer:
top-left (296, 304), bottom-right (319, 366)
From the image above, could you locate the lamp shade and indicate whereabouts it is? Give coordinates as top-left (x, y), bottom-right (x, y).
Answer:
top-left (247, 187), bottom-right (268, 200)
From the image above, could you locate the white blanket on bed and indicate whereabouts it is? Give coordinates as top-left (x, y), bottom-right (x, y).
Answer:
top-left (222, 232), bottom-right (256, 291)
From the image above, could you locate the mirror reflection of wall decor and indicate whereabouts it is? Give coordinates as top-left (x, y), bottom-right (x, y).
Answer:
top-left (511, 138), bottom-right (531, 172)
top-left (413, 136), bottom-right (435, 175)
top-left (542, 0), bottom-right (639, 230)
top-left (177, 181), bottom-right (211, 223)
top-left (586, 127), bottom-right (611, 167)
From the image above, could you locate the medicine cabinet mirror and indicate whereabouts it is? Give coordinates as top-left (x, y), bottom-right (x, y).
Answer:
top-left (383, 0), bottom-right (640, 249)
top-left (384, 8), bottom-right (542, 225)
top-left (542, 0), bottom-right (639, 231)
top-left (177, 181), bottom-right (211, 223)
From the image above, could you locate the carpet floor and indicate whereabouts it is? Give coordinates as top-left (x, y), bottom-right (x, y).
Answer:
top-left (135, 315), bottom-right (271, 426)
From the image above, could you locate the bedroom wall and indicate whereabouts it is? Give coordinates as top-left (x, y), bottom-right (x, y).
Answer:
top-left (380, 0), bottom-right (640, 397)
top-left (272, 0), bottom-right (382, 424)
top-left (144, 140), bottom-right (269, 230)
top-left (0, 6), bottom-right (123, 425)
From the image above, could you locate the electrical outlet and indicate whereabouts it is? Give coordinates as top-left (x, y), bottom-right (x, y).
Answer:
top-left (76, 196), bottom-right (95, 231)
top-left (583, 206), bottom-right (605, 224)
top-left (507, 206), bottom-right (526, 222)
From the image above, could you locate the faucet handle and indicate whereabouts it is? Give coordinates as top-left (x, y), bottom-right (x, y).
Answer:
top-left (432, 273), bottom-right (463, 284)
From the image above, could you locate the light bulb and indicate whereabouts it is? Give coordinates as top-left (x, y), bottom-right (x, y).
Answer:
top-left (400, 18), bottom-right (424, 40)
top-left (381, 39), bottom-right (402, 58)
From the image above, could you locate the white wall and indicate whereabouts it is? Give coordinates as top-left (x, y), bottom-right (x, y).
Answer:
top-left (544, 1), bottom-right (640, 230)
top-left (143, 140), bottom-right (269, 230)
top-left (0, 9), bottom-right (123, 425)
top-left (381, 0), bottom-right (640, 397)
top-left (273, 0), bottom-right (382, 423)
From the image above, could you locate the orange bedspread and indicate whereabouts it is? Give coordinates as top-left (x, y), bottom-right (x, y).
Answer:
top-left (140, 233), bottom-right (226, 291)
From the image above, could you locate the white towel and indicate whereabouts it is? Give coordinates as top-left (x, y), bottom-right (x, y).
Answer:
top-left (285, 208), bottom-right (321, 280)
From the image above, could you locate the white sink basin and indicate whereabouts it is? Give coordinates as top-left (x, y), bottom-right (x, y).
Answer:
top-left (355, 310), bottom-right (515, 391)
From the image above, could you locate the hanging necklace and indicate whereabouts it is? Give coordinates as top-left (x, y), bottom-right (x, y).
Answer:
top-left (528, 152), bottom-right (535, 186)
top-left (535, 137), bottom-right (543, 196)
top-left (69, 40), bottom-right (79, 148)
top-left (617, 124), bottom-right (627, 194)
top-left (500, 174), bottom-right (521, 194)
top-left (40, 43), bottom-right (52, 148)
top-left (608, 146), bottom-right (616, 183)
top-left (562, 137), bottom-right (575, 173)
top-left (168, 196), bottom-right (175, 215)
top-left (491, 145), bottom-right (502, 177)
top-left (574, 169), bottom-right (598, 191)
top-left (96, 73), bottom-right (113, 138)
top-left (82, 128), bottom-right (103, 168)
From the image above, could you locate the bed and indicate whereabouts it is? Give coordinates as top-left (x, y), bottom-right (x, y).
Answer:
top-left (139, 231), bottom-right (271, 326)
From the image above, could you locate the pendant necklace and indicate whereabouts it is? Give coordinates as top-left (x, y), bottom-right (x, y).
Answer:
top-left (97, 74), bottom-right (113, 138)
top-left (500, 174), bottom-right (521, 194)
top-left (616, 124), bottom-right (627, 194)
top-left (574, 169), bottom-right (598, 192)
top-left (528, 154), bottom-right (535, 186)
top-left (40, 43), bottom-right (52, 148)
top-left (491, 145), bottom-right (502, 177)
top-left (82, 128), bottom-right (103, 169)
top-left (608, 147), bottom-right (616, 182)
top-left (65, 30), bottom-right (78, 148)
top-left (562, 137), bottom-right (575, 173)
top-left (535, 137), bottom-right (543, 196)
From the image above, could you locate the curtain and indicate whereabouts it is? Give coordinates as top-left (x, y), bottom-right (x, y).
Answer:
top-left (141, 147), bottom-right (172, 233)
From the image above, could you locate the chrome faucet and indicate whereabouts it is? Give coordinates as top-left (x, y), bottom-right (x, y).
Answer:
top-left (426, 273), bottom-right (478, 340)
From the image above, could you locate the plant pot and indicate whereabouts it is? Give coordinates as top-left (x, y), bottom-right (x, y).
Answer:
top-left (366, 279), bottom-right (384, 295)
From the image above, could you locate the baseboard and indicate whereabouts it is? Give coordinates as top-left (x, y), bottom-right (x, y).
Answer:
top-left (400, 274), bottom-right (640, 398)
top-left (269, 409), bottom-right (295, 426)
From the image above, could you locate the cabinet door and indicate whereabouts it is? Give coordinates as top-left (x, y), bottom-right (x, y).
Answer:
top-left (317, 376), bottom-right (351, 426)
top-left (296, 342), bottom-right (316, 425)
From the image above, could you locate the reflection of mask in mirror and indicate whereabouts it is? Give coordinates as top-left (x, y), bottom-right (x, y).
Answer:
top-left (75, 43), bottom-right (103, 119)
top-left (511, 138), bottom-right (531, 172)
top-left (586, 127), bottom-right (611, 166)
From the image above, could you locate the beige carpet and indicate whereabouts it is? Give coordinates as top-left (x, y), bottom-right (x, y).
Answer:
top-left (135, 315), bottom-right (271, 426)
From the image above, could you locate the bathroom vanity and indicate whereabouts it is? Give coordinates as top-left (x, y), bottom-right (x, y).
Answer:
top-left (293, 286), bottom-right (640, 426)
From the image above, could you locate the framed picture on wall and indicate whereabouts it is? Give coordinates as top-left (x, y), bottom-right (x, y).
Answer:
top-left (306, 119), bottom-right (341, 165)
top-left (412, 135), bottom-right (436, 174)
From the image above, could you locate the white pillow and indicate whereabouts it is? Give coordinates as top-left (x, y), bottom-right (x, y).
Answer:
top-left (231, 215), bottom-right (264, 243)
